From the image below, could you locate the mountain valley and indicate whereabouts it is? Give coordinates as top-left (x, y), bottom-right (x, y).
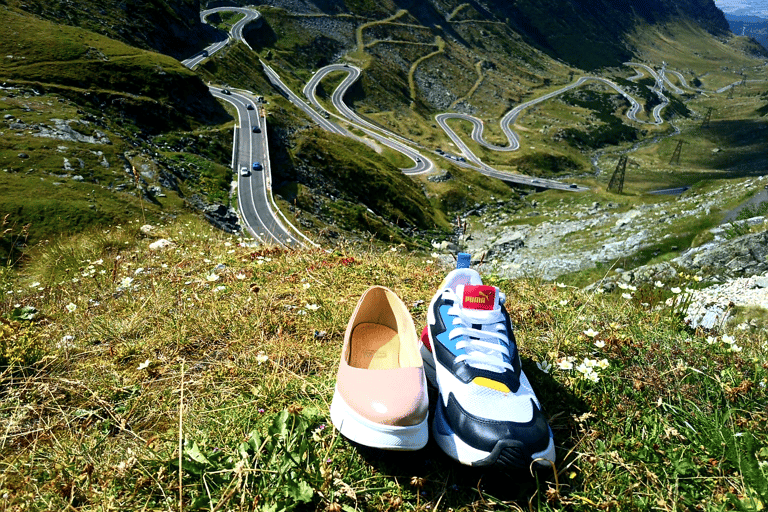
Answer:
top-left (1, 0), bottom-right (767, 283)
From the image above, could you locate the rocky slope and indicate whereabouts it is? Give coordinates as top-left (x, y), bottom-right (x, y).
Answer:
top-left (459, 175), bottom-right (768, 282)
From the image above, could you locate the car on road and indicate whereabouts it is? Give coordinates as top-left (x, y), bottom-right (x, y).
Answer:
top-left (222, 89), bottom-right (231, 95)
top-left (247, 104), bottom-right (254, 110)
top-left (201, 50), bottom-right (209, 57)
top-left (252, 162), bottom-right (262, 171)
top-left (252, 125), bottom-right (261, 133)
top-left (570, 183), bottom-right (579, 189)
top-left (240, 167), bottom-right (250, 177)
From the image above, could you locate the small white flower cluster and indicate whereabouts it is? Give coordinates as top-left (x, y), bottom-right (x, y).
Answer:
top-left (288, 303), bottom-right (321, 315)
top-left (706, 334), bottom-right (743, 353)
top-left (255, 256), bottom-right (272, 266)
top-left (118, 276), bottom-right (136, 291)
top-left (552, 356), bottom-right (609, 383)
top-left (617, 282), bottom-right (637, 292)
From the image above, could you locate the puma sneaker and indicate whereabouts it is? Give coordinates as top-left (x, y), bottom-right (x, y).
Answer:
top-left (331, 286), bottom-right (429, 451)
top-left (420, 253), bottom-right (556, 468)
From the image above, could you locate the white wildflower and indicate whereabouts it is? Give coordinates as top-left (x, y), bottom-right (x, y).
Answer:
top-left (120, 276), bottom-right (134, 288)
top-left (654, 281), bottom-right (664, 288)
top-left (585, 371), bottom-right (600, 383)
top-left (597, 358), bottom-right (610, 369)
top-left (731, 344), bottom-right (743, 353)
top-left (671, 287), bottom-right (682, 294)
top-left (594, 340), bottom-right (606, 349)
top-left (583, 328), bottom-right (599, 338)
top-left (536, 360), bottom-right (552, 374)
top-left (721, 334), bottom-right (735, 345)
top-left (302, 283), bottom-right (311, 289)
top-left (557, 358), bottom-right (574, 371)
top-left (622, 293), bottom-right (632, 300)
top-left (65, 302), bottom-right (77, 313)
top-left (206, 273), bottom-right (220, 282)
top-left (305, 304), bottom-right (320, 311)
top-left (559, 300), bottom-right (569, 306)
top-left (137, 359), bottom-right (151, 371)
top-left (236, 273), bottom-right (247, 280)
top-left (255, 353), bottom-right (269, 365)
top-left (556, 282), bottom-right (567, 288)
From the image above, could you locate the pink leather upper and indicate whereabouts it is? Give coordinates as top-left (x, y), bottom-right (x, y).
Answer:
top-left (336, 363), bottom-right (428, 426)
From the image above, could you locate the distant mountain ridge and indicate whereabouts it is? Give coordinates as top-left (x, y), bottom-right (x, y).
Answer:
top-left (725, 12), bottom-right (768, 50)
top-left (251, 0), bottom-right (730, 69)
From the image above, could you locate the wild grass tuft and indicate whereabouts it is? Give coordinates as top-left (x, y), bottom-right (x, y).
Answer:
top-left (0, 217), bottom-right (766, 510)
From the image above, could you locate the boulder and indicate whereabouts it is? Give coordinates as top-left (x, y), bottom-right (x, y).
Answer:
top-left (149, 239), bottom-right (175, 251)
top-left (674, 230), bottom-right (768, 278)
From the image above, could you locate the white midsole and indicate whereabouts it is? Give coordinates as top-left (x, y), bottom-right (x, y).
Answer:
top-left (330, 387), bottom-right (428, 451)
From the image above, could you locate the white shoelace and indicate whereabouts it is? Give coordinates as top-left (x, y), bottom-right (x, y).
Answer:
top-left (444, 289), bottom-right (514, 373)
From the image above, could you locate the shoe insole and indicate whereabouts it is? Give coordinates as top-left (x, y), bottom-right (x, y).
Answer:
top-left (349, 323), bottom-right (401, 370)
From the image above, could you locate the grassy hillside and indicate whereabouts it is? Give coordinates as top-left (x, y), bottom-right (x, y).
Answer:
top-left (0, 219), bottom-right (765, 510)
top-left (0, 7), bottom-right (225, 129)
top-left (3, 0), bottom-right (213, 60)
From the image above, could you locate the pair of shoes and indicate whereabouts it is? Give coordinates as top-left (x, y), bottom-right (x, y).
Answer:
top-left (420, 253), bottom-right (556, 469)
top-left (330, 255), bottom-right (555, 467)
top-left (330, 286), bottom-right (430, 451)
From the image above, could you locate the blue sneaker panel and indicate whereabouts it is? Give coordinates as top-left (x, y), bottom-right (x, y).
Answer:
top-left (456, 253), bottom-right (471, 269)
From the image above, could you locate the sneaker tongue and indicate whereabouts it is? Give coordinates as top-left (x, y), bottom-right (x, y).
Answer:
top-left (461, 285), bottom-right (497, 311)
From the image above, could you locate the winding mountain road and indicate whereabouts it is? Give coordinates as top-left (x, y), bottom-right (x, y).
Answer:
top-left (181, 6), bottom-right (756, 242)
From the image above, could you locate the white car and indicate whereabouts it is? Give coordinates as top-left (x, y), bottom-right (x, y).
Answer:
top-left (240, 167), bottom-right (250, 177)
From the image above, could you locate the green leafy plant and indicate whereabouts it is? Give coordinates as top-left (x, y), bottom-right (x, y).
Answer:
top-left (167, 407), bottom-right (326, 511)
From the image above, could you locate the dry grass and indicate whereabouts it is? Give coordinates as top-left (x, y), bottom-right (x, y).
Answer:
top-left (0, 216), bottom-right (766, 510)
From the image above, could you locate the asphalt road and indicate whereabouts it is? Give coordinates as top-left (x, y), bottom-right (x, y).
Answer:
top-left (181, 6), bottom-right (765, 240)
top-left (181, 9), bottom-right (310, 248)
top-left (181, 7), bottom-right (260, 68)
top-left (209, 88), bottom-right (305, 247)
top-left (304, 64), bottom-right (433, 175)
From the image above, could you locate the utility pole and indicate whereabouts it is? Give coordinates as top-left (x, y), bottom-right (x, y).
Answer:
top-left (741, 74), bottom-right (747, 86)
top-left (727, 86), bottom-right (734, 99)
top-left (669, 140), bottom-right (686, 165)
top-left (701, 107), bottom-right (713, 128)
top-left (608, 155), bottom-right (628, 194)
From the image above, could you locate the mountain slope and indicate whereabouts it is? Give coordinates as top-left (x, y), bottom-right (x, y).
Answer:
top-left (2, 0), bottom-right (215, 59)
top-left (250, 0), bottom-right (730, 69)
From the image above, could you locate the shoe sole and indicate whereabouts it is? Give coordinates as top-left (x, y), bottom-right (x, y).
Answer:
top-left (433, 397), bottom-right (556, 469)
top-left (330, 387), bottom-right (429, 451)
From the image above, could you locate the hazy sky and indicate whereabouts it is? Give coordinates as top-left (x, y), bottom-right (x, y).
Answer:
top-left (715, 0), bottom-right (768, 16)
